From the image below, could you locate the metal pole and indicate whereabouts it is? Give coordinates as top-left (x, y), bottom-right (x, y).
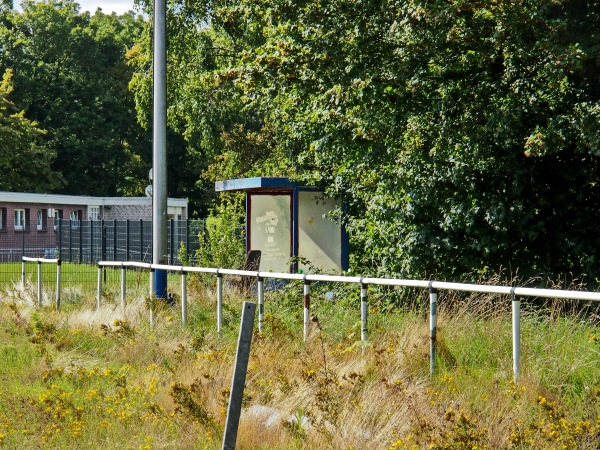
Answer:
top-left (360, 281), bottom-right (368, 343)
top-left (113, 218), bottom-right (117, 260)
top-left (169, 218), bottom-right (174, 265)
top-left (429, 283), bottom-right (438, 378)
top-left (69, 220), bottom-right (72, 262)
top-left (89, 219), bottom-right (93, 263)
top-left (96, 265), bottom-right (102, 309)
top-left (55, 260), bottom-right (61, 312)
top-left (37, 260), bottom-right (42, 306)
top-left (217, 271), bottom-right (223, 337)
top-left (257, 277), bottom-right (264, 332)
top-left (303, 278), bottom-right (310, 342)
top-left (79, 219), bottom-right (83, 263)
top-left (181, 270), bottom-right (187, 326)
top-left (121, 264), bottom-right (127, 319)
top-left (152, 0), bottom-right (168, 298)
top-left (139, 219), bottom-right (144, 261)
top-left (512, 289), bottom-right (521, 383)
top-left (222, 302), bottom-right (256, 450)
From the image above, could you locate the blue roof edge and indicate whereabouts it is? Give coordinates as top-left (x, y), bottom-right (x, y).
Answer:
top-left (215, 177), bottom-right (299, 192)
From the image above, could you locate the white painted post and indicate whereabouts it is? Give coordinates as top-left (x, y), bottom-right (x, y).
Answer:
top-left (149, 268), bottom-right (155, 328)
top-left (360, 281), bottom-right (368, 343)
top-left (258, 277), bottom-right (264, 333)
top-left (96, 265), bottom-right (102, 309)
top-left (120, 264), bottom-right (126, 319)
top-left (217, 271), bottom-right (223, 337)
top-left (55, 260), bottom-right (61, 311)
top-left (429, 283), bottom-right (438, 378)
top-left (512, 289), bottom-right (521, 383)
top-left (181, 269), bottom-right (187, 326)
top-left (37, 260), bottom-right (42, 306)
top-left (303, 278), bottom-right (310, 342)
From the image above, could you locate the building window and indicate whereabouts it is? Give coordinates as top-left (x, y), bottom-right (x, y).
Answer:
top-left (89, 206), bottom-right (100, 221)
top-left (0, 207), bottom-right (6, 230)
top-left (14, 209), bottom-right (26, 230)
top-left (37, 209), bottom-right (48, 231)
top-left (69, 210), bottom-right (79, 228)
top-left (53, 209), bottom-right (63, 230)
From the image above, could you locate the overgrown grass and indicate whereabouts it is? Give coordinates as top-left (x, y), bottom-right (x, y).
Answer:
top-left (0, 277), bottom-right (598, 449)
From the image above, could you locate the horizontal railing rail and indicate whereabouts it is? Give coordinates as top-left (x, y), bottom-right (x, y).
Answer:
top-left (96, 260), bottom-right (600, 383)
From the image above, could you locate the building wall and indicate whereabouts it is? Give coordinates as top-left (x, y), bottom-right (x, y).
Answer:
top-left (0, 202), bottom-right (86, 240)
top-left (102, 204), bottom-right (152, 221)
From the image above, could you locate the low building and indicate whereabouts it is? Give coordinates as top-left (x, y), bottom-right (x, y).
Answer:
top-left (0, 192), bottom-right (188, 262)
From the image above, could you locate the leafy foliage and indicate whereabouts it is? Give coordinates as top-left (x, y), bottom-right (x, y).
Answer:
top-left (130, 0), bottom-right (600, 280)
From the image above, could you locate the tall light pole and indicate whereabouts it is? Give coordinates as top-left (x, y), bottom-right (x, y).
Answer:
top-left (153, 0), bottom-right (167, 298)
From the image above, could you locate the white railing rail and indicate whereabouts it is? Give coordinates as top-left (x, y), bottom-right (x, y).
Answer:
top-left (96, 260), bottom-right (600, 382)
top-left (21, 257), bottom-right (62, 310)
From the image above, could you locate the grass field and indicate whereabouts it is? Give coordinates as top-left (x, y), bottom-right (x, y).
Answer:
top-left (0, 277), bottom-right (598, 448)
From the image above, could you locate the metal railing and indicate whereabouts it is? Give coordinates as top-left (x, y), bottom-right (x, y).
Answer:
top-left (22, 257), bottom-right (62, 310)
top-left (93, 260), bottom-right (600, 383)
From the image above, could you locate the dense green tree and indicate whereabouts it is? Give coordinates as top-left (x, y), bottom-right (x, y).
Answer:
top-left (0, 1), bottom-right (149, 196)
top-left (0, 69), bottom-right (61, 191)
top-left (131, 0), bottom-right (600, 280)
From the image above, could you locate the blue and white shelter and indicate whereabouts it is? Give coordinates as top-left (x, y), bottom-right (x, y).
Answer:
top-left (215, 177), bottom-right (349, 273)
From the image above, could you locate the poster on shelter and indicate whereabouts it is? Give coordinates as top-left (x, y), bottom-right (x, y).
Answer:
top-left (250, 195), bottom-right (291, 273)
top-left (298, 192), bottom-right (342, 272)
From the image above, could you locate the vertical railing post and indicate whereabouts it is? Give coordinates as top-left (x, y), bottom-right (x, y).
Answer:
top-left (96, 265), bottom-right (102, 309)
top-left (360, 280), bottom-right (368, 343)
top-left (222, 302), bottom-right (256, 450)
top-left (120, 263), bottom-right (126, 319)
top-left (55, 260), bottom-right (61, 312)
top-left (429, 282), bottom-right (438, 379)
top-left (181, 268), bottom-right (187, 326)
top-left (512, 288), bottom-right (521, 383)
top-left (257, 276), bottom-right (264, 333)
top-left (303, 277), bottom-right (310, 342)
top-left (149, 267), bottom-right (155, 328)
top-left (37, 259), bottom-right (42, 306)
top-left (21, 259), bottom-right (26, 289)
top-left (217, 270), bottom-right (223, 337)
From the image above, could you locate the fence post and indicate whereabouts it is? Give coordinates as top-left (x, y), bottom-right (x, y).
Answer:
top-left (21, 260), bottom-right (26, 289)
top-left (21, 226), bottom-right (25, 258)
top-left (126, 219), bottom-right (130, 261)
top-left (217, 270), bottom-right (223, 337)
top-left (512, 288), bottom-right (521, 383)
top-left (360, 280), bottom-right (368, 343)
top-left (69, 220), bottom-right (73, 262)
top-left (55, 260), bottom-right (61, 312)
top-left (185, 218), bottom-right (189, 262)
top-left (120, 263), bottom-right (126, 319)
top-left (96, 265), bottom-right (102, 309)
top-left (79, 220), bottom-right (83, 263)
top-left (37, 259), bottom-right (42, 306)
top-left (222, 301), bottom-right (256, 450)
top-left (169, 218), bottom-right (174, 265)
top-left (101, 219), bottom-right (106, 261)
top-left (89, 220), bottom-right (93, 263)
top-left (303, 277), bottom-right (310, 342)
top-left (139, 219), bottom-right (144, 262)
top-left (181, 269), bottom-right (187, 326)
top-left (113, 219), bottom-right (117, 260)
top-left (257, 276), bottom-right (264, 332)
top-left (429, 282), bottom-right (438, 379)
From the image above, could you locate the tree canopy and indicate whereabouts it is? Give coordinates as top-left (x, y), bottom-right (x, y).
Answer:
top-left (0, 0), bottom-right (150, 196)
top-left (128, 0), bottom-right (600, 280)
